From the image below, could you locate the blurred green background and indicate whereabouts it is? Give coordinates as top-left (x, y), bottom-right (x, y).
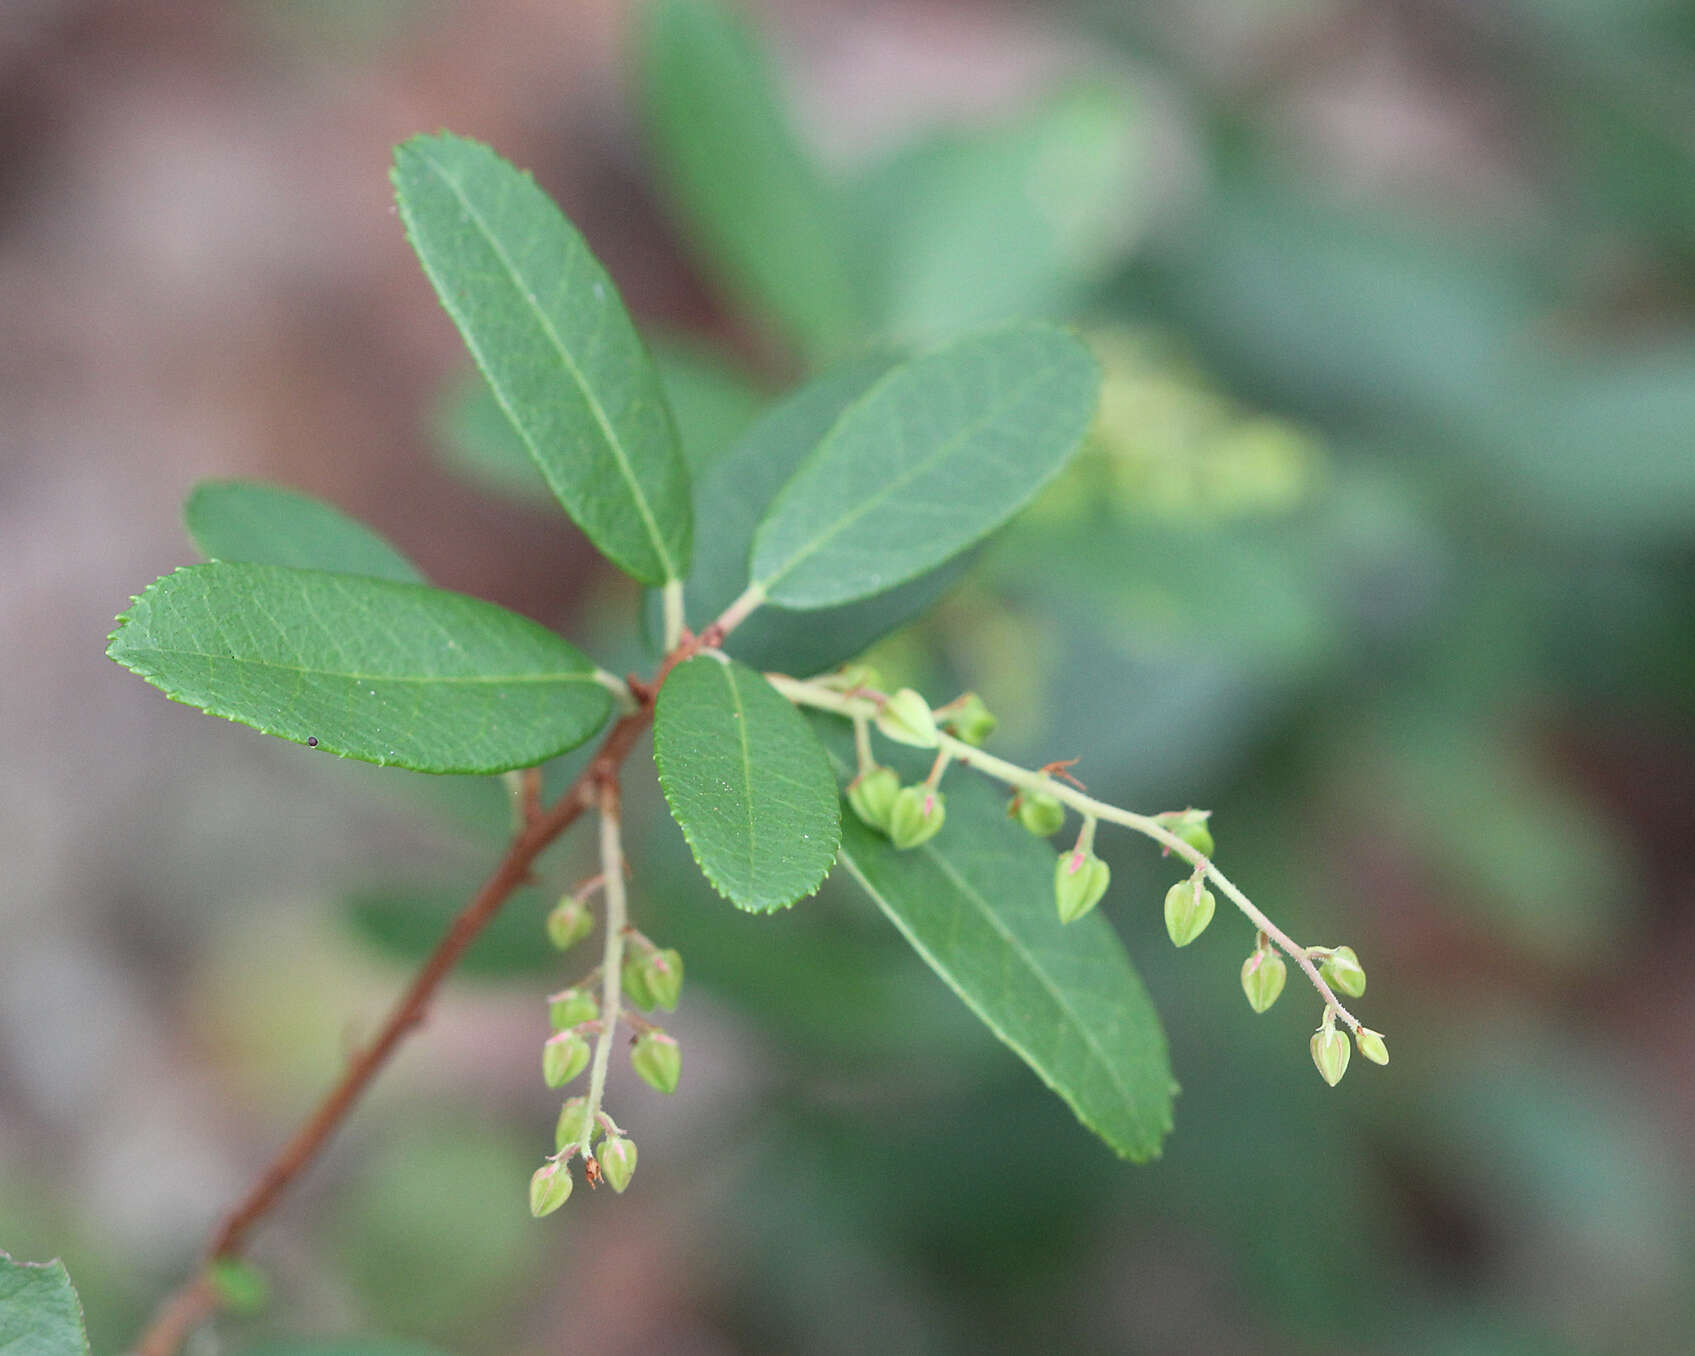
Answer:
top-left (3, 0), bottom-right (1693, 1352)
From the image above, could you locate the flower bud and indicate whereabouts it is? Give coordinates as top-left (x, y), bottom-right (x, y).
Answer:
top-left (529, 1161), bottom-right (573, 1217)
top-left (1016, 791), bottom-right (1066, 838)
top-left (1310, 1026), bottom-right (1351, 1086)
top-left (846, 766), bottom-right (900, 833)
top-left (631, 1031), bottom-right (681, 1094)
top-left (548, 987), bottom-right (599, 1031)
top-left (1054, 850), bottom-right (1111, 923)
top-left (828, 663), bottom-right (882, 693)
top-left (1240, 948), bottom-right (1287, 1013)
top-left (1319, 945), bottom-right (1367, 998)
top-left (940, 692), bottom-right (997, 747)
top-left (642, 948), bottom-right (684, 1012)
top-left (1355, 1028), bottom-right (1389, 1066)
top-left (546, 897), bottom-right (593, 951)
top-left (598, 1135), bottom-right (638, 1194)
top-left (555, 1096), bottom-right (591, 1151)
top-left (887, 786), bottom-right (946, 850)
top-left (542, 1031), bottom-right (590, 1088)
top-left (1164, 879), bottom-right (1216, 947)
top-left (1163, 809), bottom-right (1215, 859)
top-left (621, 955), bottom-right (657, 1010)
top-left (875, 688), bottom-right (939, 748)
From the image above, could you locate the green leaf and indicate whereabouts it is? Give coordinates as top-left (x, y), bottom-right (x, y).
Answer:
top-left (654, 356), bottom-right (969, 673)
top-left (0, 1254), bottom-right (90, 1356)
top-left (638, 0), bottom-right (863, 360)
top-left (821, 730), bottom-right (1175, 1161)
top-left (856, 83), bottom-right (1147, 345)
top-left (107, 562), bottom-right (612, 775)
top-left (392, 132), bottom-right (692, 585)
top-left (654, 655), bottom-right (841, 911)
top-left (750, 326), bottom-right (1099, 609)
top-left (184, 480), bottom-right (424, 583)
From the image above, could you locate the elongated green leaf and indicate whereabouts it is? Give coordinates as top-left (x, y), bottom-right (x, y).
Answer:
top-left (639, 0), bottom-right (863, 360)
top-left (751, 326), bottom-right (1099, 609)
top-left (392, 132), bottom-right (692, 584)
top-left (820, 730), bottom-right (1175, 1160)
top-left (185, 479), bottom-right (424, 582)
top-left (651, 356), bottom-right (970, 673)
top-left (107, 563), bottom-right (612, 774)
top-left (654, 655), bottom-right (840, 911)
top-left (0, 1254), bottom-right (90, 1356)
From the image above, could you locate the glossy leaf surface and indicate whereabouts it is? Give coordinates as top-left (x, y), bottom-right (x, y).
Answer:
top-left (654, 655), bottom-right (840, 911)
top-left (393, 132), bottom-right (691, 584)
top-left (108, 563), bottom-right (611, 774)
top-left (751, 326), bottom-right (1099, 609)
top-left (0, 1255), bottom-right (89, 1356)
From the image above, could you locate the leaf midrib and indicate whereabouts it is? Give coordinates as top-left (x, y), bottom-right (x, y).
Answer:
top-left (755, 355), bottom-right (1062, 592)
top-left (114, 647), bottom-right (596, 687)
top-left (406, 140), bottom-right (678, 583)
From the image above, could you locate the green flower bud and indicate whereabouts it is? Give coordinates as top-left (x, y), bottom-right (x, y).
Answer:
top-left (1054, 850), bottom-right (1111, 923)
top-left (1016, 791), bottom-right (1066, 838)
top-left (1240, 948), bottom-right (1287, 1013)
top-left (1355, 1028), bottom-right (1389, 1066)
top-left (598, 1135), bottom-right (638, 1194)
top-left (828, 662), bottom-right (882, 693)
top-left (546, 896), bottom-right (593, 951)
top-left (642, 948), bottom-right (684, 1012)
top-left (846, 766), bottom-right (900, 833)
top-left (548, 986), bottom-right (599, 1031)
top-left (887, 786), bottom-right (946, 850)
top-left (1310, 1026), bottom-right (1351, 1086)
top-left (621, 955), bottom-right (657, 1010)
top-left (542, 1031), bottom-right (590, 1088)
top-left (875, 688), bottom-right (939, 748)
top-left (1163, 809), bottom-right (1215, 858)
top-left (529, 1161), bottom-right (573, 1217)
top-left (631, 1031), bottom-right (681, 1094)
top-left (940, 692), bottom-right (997, 747)
top-left (555, 1096), bottom-right (591, 1152)
top-left (1319, 945), bottom-right (1367, 998)
top-left (1164, 879), bottom-right (1216, 947)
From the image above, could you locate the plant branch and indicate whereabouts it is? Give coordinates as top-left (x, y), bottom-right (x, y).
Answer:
top-left (131, 681), bottom-right (668, 1355)
top-left (577, 780), bottom-right (628, 1174)
top-left (766, 674), bottom-right (1365, 1034)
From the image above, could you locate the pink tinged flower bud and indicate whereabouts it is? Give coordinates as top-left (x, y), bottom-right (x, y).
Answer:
top-left (621, 955), bottom-right (657, 1010)
top-left (555, 1096), bottom-right (591, 1152)
top-left (598, 1135), bottom-right (638, 1194)
top-left (1319, 945), bottom-right (1366, 998)
top-left (543, 1031), bottom-right (590, 1088)
top-left (846, 766), bottom-right (901, 833)
top-left (1355, 1028), bottom-right (1389, 1066)
top-left (941, 692), bottom-right (997, 747)
top-left (1240, 948), bottom-right (1287, 1014)
top-left (644, 948), bottom-right (684, 1012)
top-left (1163, 879), bottom-right (1216, 947)
top-left (546, 897), bottom-right (593, 952)
top-left (548, 987), bottom-right (599, 1031)
top-left (1163, 809), bottom-right (1215, 858)
top-left (631, 1031), bottom-right (681, 1094)
top-left (888, 786), bottom-right (946, 850)
top-left (1310, 1026), bottom-right (1351, 1086)
top-left (1054, 850), bottom-right (1111, 923)
top-left (1016, 791), bottom-right (1066, 838)
top-left (529, 1161), bottom-right (573, 1217)
top-left (875, 688), bottom-right (939, 748)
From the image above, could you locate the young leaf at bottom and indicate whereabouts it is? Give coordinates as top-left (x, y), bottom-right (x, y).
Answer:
top-left (822, 729), bottom-right (1175, 1160)
top-left (185, 479), bottom-right (424, 583)
top-left (654, 655), bottom-right (841, 911)
top-left (107, 562), bottom-right (612, 775)
top-left (0, 1254), bottom-right (90, 1356)
top-left (392, 132), bottom-right (692, 586)
top-left (750, 325), bottom-right (1099, 610)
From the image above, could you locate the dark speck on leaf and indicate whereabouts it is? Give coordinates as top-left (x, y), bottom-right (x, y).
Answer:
top-left (307, 737), bottom-right (319, 747)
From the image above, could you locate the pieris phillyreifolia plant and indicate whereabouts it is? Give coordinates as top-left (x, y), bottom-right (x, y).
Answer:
top-left (107, 132), bottom-right (1381, 1348)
